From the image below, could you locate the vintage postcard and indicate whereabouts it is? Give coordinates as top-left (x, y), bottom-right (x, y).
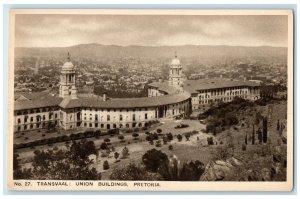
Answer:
top-left (7, 9), bottom-right (293, 191)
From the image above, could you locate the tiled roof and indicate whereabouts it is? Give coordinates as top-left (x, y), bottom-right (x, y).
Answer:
top-left (148, 78), bottom-right (259, 94)
top-left (14, 91), bottom-right (53, 101)
top-left (148, 81), bottom-right (179, 94)
top-left (14, 94), bottom-right (63, 111)
top-left (59, 92), bottom-right (191, 109)
top-left (182, 78), bottom-right (260, 94)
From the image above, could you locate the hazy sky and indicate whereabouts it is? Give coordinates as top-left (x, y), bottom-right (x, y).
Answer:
top-left (15, 14), bottom-right (288, 47)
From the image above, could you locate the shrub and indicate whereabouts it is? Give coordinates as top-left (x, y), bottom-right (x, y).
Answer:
top-left (53, 146), bottom-right (59, 151)
top-left (104, 138), bottom-right (111, 143)
top-left (175, 124), bottom-right (189, 129)
top-left (162, 136), bottom-right (168, 145)
top-left (103, 160), bottom-right (110, 170)
top-left (95, 130), bottom-right (101, 137)
top-left (118, 135), bottom-right (125, 142)
top-left (242, 144), bottom-right (247, 151)
top-left (134, 128), bottom-right (139, 132)
top-left (207, 137), bottom-right (214, 145)
top-left (25, 137), bottom-right (28, 140)
top-left (177, 134), bottom-right (183, 142)
top-left (155, 140), bottom-right (162, 147)
top-left (142, 127), bottom-right (147, 131)
top-left (145, 131), bottom-right (150, 135)
top-left (146, 134), bottom-right (153, 142)
top-left (125, 129), bottom-right (133, 134)
top-left (167, 133), bottom-right (173, 141)
top-left (100, 142), bottom-right (109, 150)
top-left (149, 140), bottom-right (154, 145)
top-left (132, 133), bottom-right (139, 140)
top-left (185, 133), bottom-right (191, 141)
top-left (168, 145), bottom-right (173, 150)
top-left (33, 149), bottom-right (41, 155)
top-left (114, 152), bottom-right (120, 161)
top-left (156, 128), bottom-right (162, 134)
top-left (42, 134), bottom-right (45, 137)
top-left (122, 147), bottom-right (129, 159)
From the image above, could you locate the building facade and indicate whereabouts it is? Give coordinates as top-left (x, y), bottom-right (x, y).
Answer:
top-left (13, 54), bottom-right (192, 132)
top-left (148, 54), bottom-right (261, 110)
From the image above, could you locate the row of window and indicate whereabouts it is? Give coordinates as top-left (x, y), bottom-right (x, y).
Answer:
top-left (82, 122), bottom-right (144, 129)
top-left (18, 113), bottom-right (58, 124)
top-left (82, 107), bottom-right (149, 112)
top-left (80, 113), bottom-right (149, 122)
top-left (198, 87), bottom-right (257, 94)
top-left (199, 96), bottom-right (248, 104)
top-left (199, 91), bottom-right (248, 99)
top-left (16, 107), bottom-right (59, 116)
top-left (17, 121), bottom-right (58, 131)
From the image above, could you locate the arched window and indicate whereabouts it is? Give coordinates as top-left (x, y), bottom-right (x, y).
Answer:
top-left (107, 115), bottom-right (110, 121)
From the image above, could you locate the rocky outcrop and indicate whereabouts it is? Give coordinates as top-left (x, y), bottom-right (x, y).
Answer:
top-left (200, 157), bottom-right (243, 181)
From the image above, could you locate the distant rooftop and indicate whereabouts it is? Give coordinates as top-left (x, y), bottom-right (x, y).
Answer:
top-left (59, 92), bottom-right (191, 109)
top-left (14, 91), bottom-right (191, 111)
top-left (149, 78), bottom-right (260, 94)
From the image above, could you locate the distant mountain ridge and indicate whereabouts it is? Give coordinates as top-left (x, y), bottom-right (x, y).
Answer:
top-left (15, 43), bottom-right (287, 63)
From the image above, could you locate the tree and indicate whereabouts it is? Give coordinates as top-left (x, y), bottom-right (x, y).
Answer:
top-left (263, 117), bottom-right (268, 143)
top-left (185, 133), bottom-right (191, 141)
top-left (207, 137), bottom-right (214, 145)
top-left (110, 163), bottom-right (159, 180)
top-left (162, 135), bottom-right (168, 145)
top-left (156, 128), bottom-right (162, 134)
top-left (277, 120), bottom-right (280, 131)
top-left (100, 142), bottom-right (109, 150)
top-left (245, 133), bottom-right (248, 145)
top-left (177, 134), bottom-right (183, 142)
top-left (257, 128), bottom-right (263, 144)
top-left (30, 141), bottom-right (101, 180)
top-left (122, 146), bottom-right (129, 159)
top-left (142, 149), bottom-right (168, 172)
top-left (146, 134), bottom-right (154, 142)
top-left (158, 155), bottom-right (205, 181)
top-left (118, 135), bottom-right (125, 142)
top-left (114, 152), bottom-right (120, 161)
top-left (155, 140), bottom-right (162, 147)
top-left (132, 133), bottom-right (139, 140)
top-left (104, 138), bottom-right (111, 143)
top-left (167, 133), bottom-right (173, 141)
top-left (103, 160), bottom-right (110, 170)
top-left (168, 145), bottom-right (173, 150)
top-left (252, 124), bottom-right (255, 145)
top-left (13, 153), bottom-right (33, 179)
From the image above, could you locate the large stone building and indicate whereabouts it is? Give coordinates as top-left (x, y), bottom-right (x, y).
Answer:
top-left (149, 54), bottom-right (261, 110)
top-left (13, 54), bottom-right (192, 132)
top-left (13, 53), bottom-right (260, 132)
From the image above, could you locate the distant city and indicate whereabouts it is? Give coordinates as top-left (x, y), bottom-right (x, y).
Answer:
top-left (14, 44), bottom-right (287, 97)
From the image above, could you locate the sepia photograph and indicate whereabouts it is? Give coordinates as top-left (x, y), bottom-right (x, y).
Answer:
top-left (7, 9), bottom-right (293, 191)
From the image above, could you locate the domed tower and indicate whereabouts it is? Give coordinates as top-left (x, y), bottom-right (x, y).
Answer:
top-left (168, 52), bottom-right (184, 88)
top-left (59, 52), bottom-right (77, 98)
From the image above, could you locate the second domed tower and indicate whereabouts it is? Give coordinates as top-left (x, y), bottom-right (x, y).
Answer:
top-left (168, 52), bottom-right (185, 88)
top-left (59, 52), bottom-right (77, 98)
